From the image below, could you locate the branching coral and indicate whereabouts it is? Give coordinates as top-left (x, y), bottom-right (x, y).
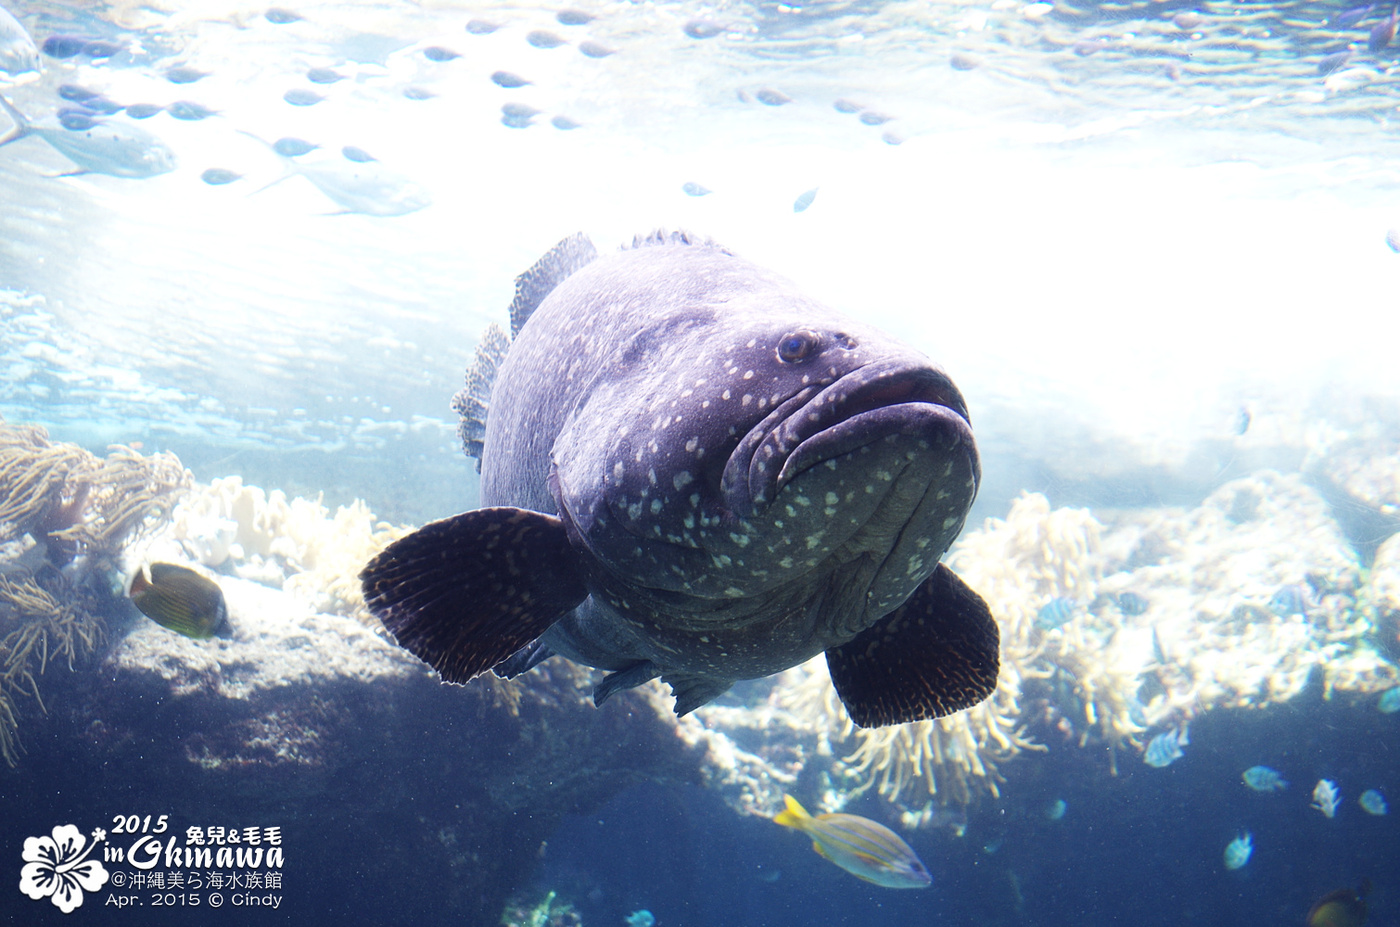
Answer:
top-left (0, 417), bottom-right (190, 564)
top-left (162, 476), bottom-right (411, 627)
top-left (0, 417), bottom-right (187, 766)
top-left (779, 655), bottom-right (1038, 807)
top-left (0, 572), bottom-right (105, 766)
top-left (48, 445), bottom-right (189, 555)
top-left (0, 420), bottom-right (99, 548)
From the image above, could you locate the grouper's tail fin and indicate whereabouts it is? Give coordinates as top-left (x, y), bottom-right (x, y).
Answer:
top-left (451, 232), bottom-right (597, 470)
top-left (0, 94), bottom-right (31, 148)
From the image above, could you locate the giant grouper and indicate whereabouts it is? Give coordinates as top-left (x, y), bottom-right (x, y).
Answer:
top-left (360, 231), bottom-right (1000, 727)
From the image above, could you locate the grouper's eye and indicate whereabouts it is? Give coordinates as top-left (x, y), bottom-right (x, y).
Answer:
top-left (776, 329), bottom-right (822, 363)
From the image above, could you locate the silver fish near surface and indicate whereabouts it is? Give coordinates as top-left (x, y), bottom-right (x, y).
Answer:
top-left (243, 131), bottom-right (429, 216)
top-left (0, 3), bottom-right (39, 77)
top-left (492, 71), bottom-right (531, 88)
top-left (361, 232), bottom-right (1000, 726)
top-left (0, 94), bottom-right (175, 177)
top-left (200, 167), bottom-right (241, 185)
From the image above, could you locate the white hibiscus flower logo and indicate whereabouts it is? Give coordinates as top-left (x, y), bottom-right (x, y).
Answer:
top-left (19, 825), bottom-right (109, 913)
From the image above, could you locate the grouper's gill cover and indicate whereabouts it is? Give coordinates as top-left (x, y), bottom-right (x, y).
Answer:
top-left (361, 231), bottom-right (1000, 727)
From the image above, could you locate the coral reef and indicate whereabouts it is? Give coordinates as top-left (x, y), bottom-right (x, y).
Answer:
top-left (25, 567), bottom-right (698, 925)
top-left (0, 418), bottom-right (189, 565)
top-left (0, 572), bottom-right (105, 766)
top-left (0, 418), bottom-right (190, 766)
top-left (1364, 532), bottom-right (1400, 662)
top-left (156, 475), bottom-right (410, 626)
top-left (1111, 471), bottom-right (1389, 710)
top-left (500, 890), bottom-right (582, 927)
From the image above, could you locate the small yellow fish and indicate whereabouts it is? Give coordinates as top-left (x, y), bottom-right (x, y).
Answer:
top-left (128, 563), bottom-right (230, 639)
top-left (773, 794), bottom-right (931, 889)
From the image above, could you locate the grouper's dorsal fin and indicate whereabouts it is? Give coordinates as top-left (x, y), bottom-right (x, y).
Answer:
top-left (451, 322), bottom-right (510, 470)
top-left (509, 232), bottom-right (598, 337)
top-left (450, 233), bottom-right (597, 470)
top-left (625, 228), bottom-right (731, 254)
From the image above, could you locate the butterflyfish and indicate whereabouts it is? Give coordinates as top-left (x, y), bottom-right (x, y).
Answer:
top-left (129, 562), bottom-right (231, 639)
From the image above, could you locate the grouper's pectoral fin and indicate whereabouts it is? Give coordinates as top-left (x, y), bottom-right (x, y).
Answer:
top-left (826, 563), bottom-right (999, 728)
top-left (661, 673), bottom-right (736, 717)
top-left (360, 507), bottom-right (588, 684)
top-left (592, 660), bottom-right (661, 706)
top-left (492, 639), bottom-right (555, 678)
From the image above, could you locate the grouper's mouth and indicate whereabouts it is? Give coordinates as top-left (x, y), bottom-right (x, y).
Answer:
top-left (720, 362), bottom-right (974, 518)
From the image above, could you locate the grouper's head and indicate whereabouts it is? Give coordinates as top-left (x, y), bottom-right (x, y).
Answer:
top-left (549, 252), bottom-right (978, 636)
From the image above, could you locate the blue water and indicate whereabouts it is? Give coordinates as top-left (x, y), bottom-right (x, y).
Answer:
top-left (2, 0), bottom-right (1399, 924)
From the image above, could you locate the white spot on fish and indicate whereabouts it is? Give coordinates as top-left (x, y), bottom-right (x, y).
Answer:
top-left (673, 471), bottom-right (694, 490)
top-left (743, 370), bottom-right (754, 379)
top-left (824, 492), bottom-right (839, 505)
top-left (650, 499), bottom-right (664, 514)
top-left (942, 515), bottom-right (958, 529)
top-left (722, 389), bottom-right (731, 400)
top-left (729, 533), bottom-right (750, 547)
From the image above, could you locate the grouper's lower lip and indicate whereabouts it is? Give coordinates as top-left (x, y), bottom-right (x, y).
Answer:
top-left (721, 364), bottom-right (974, 517)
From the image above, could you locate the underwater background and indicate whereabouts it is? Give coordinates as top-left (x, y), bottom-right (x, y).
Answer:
top-left (1, 0), bottom-right (1398, 924)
